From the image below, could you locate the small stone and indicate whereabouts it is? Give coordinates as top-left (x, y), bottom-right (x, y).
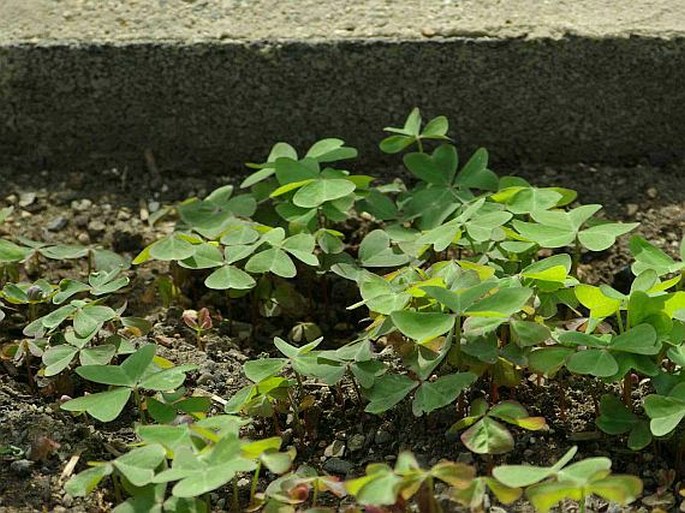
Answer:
top-left (117, 209), bottom-right (132, 221)
top-left (421, 26), bottom-right (436, 37)
top-left (324, 440), bottom-right (345, 458)
top-left (61, 494), bottom-right (73, 508)
top-left (5, 194), bottom-right (17, 204)
top-left (77, 232), bottom-right (90, 244)
top-left (10, 459), bottom-right (33, 475)
top-left (489, 507), bottom-right (508, 513)
top-left (18, 192), bottom-right (36, 207)
top-left (374, 428), bottom-right (393, 445)
top-left (626, 203), bottom-right (639, 216)
top-left (73, 214), bottom-right (89, 228)
top-left (647, 187), bottom-right (658, 199)
top-left (322, 457), bottom-right (354, 475)
top-left (236, 477), bottom-right (250, 488)
top-left (148, 201), bottom-right (160, 213)
top-left (196, 373), bottom-right (214, 386)
top-left (642, 492), bottom-right (675, 507)
top-left (456, 452), bottom-right (473, 464)
top-left (348, 433), bottom-right (365, 452)
top-left (46, 216), bottom-right (68, 232)
top-left (280, 428), bottom-right (293, 446)
top-left (71, 198), bottom-right (93, 211)
top-left (87, 220), bottom-right (107, 237)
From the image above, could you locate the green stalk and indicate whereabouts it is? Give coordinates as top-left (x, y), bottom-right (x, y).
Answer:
top-left (571, 238), bottom-right (581, 278)
top-left (579, 494), bottom-right (586, 513)
top-left (416, 137), bottom-right (424, 153)
top-left (287, 390), bottom-right (304, 434)
top-left (615, 311), bottom-right (625, 334)
top-left (250, 461), bottom-right (262, 504)
top-left (112, 473), bottom-right (123, 503)
top-left (615, 312), bottom-right (633, 408)
top-left (348, 368), bottom-right (363, 406)
top-left (231, 478), bottom-right (240, 512)
top-left (133, 387), bottom-right (146, 424)
top-left (294, 370), bottom-right (305, 402)
top-left (312, 483), bottom-right (319, 507)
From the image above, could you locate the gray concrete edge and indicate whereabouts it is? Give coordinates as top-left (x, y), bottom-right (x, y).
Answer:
top-left (1, 35), bottom-right (684, 177)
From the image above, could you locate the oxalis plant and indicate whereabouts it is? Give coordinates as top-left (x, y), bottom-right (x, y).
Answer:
top-left (65, 414), bottom-right (296, 512)
top-left (51, 109), bottom-right (673, 513)
top-left (1, 268), bottom-right (149, 389)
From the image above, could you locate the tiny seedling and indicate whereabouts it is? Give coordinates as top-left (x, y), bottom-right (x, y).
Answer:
top-left (447, 398), bottom-right (547, 455)
top-left (260, 465), bottom-right (347, 511)
top-left (493, 446), bottom-right (643, 513)
top-left (182, 307), bottom-right (213, 351)
top-left (345, 451), bottom-right (475, 512)
top-left (61, 344), bottom-right (196, 422)
top-left (65, 415), bottom-right (294, 511)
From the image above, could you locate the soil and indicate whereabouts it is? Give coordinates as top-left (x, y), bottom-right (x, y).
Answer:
top-left (0, 159), bottom-right (684, 513)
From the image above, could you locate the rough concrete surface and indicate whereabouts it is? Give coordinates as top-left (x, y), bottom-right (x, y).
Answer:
top-left (3, 0), bottom-right (685, 42)
top-left (1, 1), bottom-right (685, 176)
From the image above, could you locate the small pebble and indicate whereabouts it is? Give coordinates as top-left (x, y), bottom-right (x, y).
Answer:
top-left (61, 494), bottom-right (73, 508)
top-left (374, 428), bottom-right (393, 445)
top-left (46, 216), bottom-right (68, 231)
top-left (18, 192), bottom-right (36, 207)
top-left (71, 199), bottom-right (93, 211)
top-left (10, 459), bottom-right (33, 476)
top-left (87, 220), bottom-right (107, 237)
top-left (322, 457), bottom-right (354, 475)
top-left (324, 440), bottom-right (345, 458)
top-left (73, 214), bottom-right (89, 228)
top-left (117, 209), bottom-right (131, 221)
top-left (647, 187), bottom-right (658, 199)
top-left (196, 373), bottom-right (214, 386)
top-left (348, 433), bottom-right (365, 452)
top-left (421, 26), bottom-right (436, 37)
top-left (456, 452), bottom-right (473, 464)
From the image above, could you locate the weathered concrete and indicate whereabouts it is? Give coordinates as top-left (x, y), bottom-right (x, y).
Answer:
top-left (1, 1), bottom-right (685, 174)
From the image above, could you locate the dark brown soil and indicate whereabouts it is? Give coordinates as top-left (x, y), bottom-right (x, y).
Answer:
top-left (1, 159), bottom-right (684, 513)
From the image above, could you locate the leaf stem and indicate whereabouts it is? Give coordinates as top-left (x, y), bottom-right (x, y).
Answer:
top-left (232, 478), bottom-right (240, 512)
top-left (312, 483), bottom-right (319, 507)
top-left (615, 311), bottom-right (625, 334)
top-left (250, 461), bottom-right (262, 504)
top-left (571, 238), bottom-right (581, 278)
top-left (133, 387), bottom-right (146, 424)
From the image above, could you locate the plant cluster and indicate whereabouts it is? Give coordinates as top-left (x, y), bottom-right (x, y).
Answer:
top-left (5, 108), bottom-right (682, 512)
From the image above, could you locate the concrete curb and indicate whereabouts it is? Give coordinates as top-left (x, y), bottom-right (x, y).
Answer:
top-left (2, 36), bottom-right (685, 174)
